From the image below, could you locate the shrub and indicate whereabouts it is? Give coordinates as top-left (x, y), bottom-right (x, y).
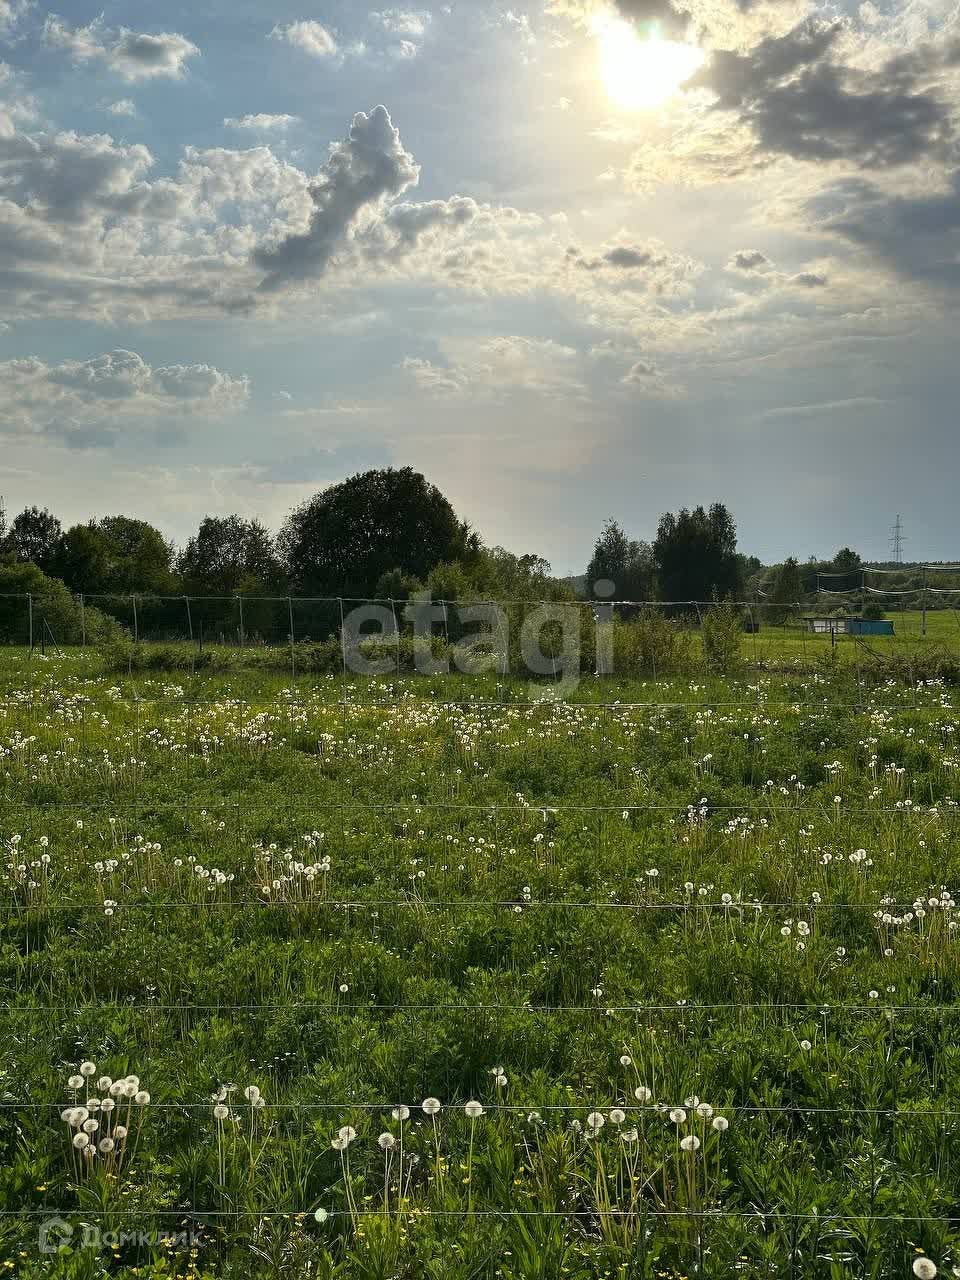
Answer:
top-left (0, 563), bottom-right (124, 646)
top-left (701, 602), bottom-right (743, 675)
top-left (614, 608), bottom-right (695, 675)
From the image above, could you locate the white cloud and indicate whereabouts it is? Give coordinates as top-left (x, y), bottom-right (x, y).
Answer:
top-left (369, 9), bottom-right (431, 37)
top-left (401, 336), bottom-right (585, 398)
top-left (43, 15), bottom-right (200, 81)
top-left (0, 0), bottom-right (30, 35)
top-left (269, 20), bottom-right (339, 58)
top-left (107, 99), bottom-right (137, 117)
top-left (368, 9), bottom-right (432, 58)
top-left (224, 113), bottom-right (301, 131)
top-left (0, 349), bottom-right (250, 442)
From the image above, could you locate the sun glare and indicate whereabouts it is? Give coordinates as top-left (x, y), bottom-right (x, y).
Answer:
top-left (592, 14), bottom-right (705, 110)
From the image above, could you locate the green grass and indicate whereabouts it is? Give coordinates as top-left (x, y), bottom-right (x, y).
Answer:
top-left (3, 647), bottom-right (960, 1277)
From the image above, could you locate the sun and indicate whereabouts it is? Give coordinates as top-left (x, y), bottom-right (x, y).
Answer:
top-left (592, 13), bottom-right (705, 110)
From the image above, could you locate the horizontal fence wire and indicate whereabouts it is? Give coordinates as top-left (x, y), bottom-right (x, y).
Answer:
top-left (4, 1208), bottom-right (960, 1221)
top-left (0, 1001), bottom-right (948, 1015)
top-left (0, 802), bottom-right (948, 814)
top-left (6, 1102), bottom-right (960, 1117)
top-left (0, 900), bottom-right (946, 912)
top-left (7, 697), bottom-right (957, 710)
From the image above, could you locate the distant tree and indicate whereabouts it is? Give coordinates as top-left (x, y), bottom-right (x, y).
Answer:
top-left (11, 506), bottom-right (62, 571)
top-left (279, 467), bottom-right (479, 597)
top-left (97, 516), bottom-right (177, 594)
top-left (799, 556), bottom-right (821, 596)
top-left (586, 519), bottom-right (655, 600)
top-left (769, 556), bottom-right (803, 624)
top-left (177, 516), bottom-right (282, 595)
top-left (833, 547), bottom-right (862, 574)
top-left (51, 524), bottom-right (111, 594)
top-left (0, 498), bottom-right (11, 563)
top-left (653, 503), bottom-right (742, 603)
top-left (483, 547), bottom-right (571, 601)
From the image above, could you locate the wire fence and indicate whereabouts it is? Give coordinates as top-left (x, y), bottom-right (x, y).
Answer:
top-left (1, 591), bottom-right (958, 668)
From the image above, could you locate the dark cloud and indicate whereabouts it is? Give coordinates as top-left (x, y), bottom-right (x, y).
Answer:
top-left (789, 270), bottom-right (828, 287)
top-left (567, 242), bottom-right (668, 271)
top-left (811, 172), bottom-right (960, 284)
top-left (698, 19), bottom-right (956, 169)
top-left (728, 249), bottom-right (773, 272)
top-left (255, 106), bottom-right (419, 291)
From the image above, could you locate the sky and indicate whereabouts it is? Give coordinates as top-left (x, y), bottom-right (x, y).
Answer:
top-left (0, 0), bottom-right (957, 573)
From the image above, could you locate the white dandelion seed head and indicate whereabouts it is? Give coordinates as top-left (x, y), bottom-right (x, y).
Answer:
top-left (67, 1075), bottom-right (84, 1090)
top-left (680, 1135), bottom-right (701, 1152)
top-left (80, 1062), bottom-right (96, 1077)
top-left (465, 1100), bottom-right (484, 1118)
top-left (378, 1132), bottom-right (396, 1150)
top-left (73, 1132), bottom-right (90, 1149)
top-left (669, 1108), bottom-right (687, 1124)
top-left (213, 1104), bottom-right (230, 1120)
top-left (244, 1086), bottom-right (261, 1103)
top-left (134, 1091), bottom-right (150, 1106)
top-left (634, 1086), bottom-right (653, 1103)
top-left (913, 1260), bottom-right (937, 1280)
top-left (712, 1116), bottom-right (729, 1132)
top-left (422, 1097), bottom-right (441, 1115)
top-left (391, 1105), bottom-right (410, 1121)
top-left (609, 1108), bottom-right (626, 1125)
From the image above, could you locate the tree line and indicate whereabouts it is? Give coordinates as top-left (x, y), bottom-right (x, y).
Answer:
top-left (0, 467), bottom-right (919, 647)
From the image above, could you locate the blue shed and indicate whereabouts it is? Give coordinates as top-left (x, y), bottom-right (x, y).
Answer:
top-left (845, 618), bottom-right (895, 636)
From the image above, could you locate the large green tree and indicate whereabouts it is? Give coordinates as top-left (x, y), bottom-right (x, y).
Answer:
top-left (585, 519), bottom-right (655, 600)
top-left (177, 516), bottom-right (282, 595)
top-left (653, 504), bottom-right (743, 603)
top-left (51, 524), bottom-right (111, 594)
top-left (279, 468), bottom-right (479, 597)
top-left (96, 516), bottom-right (177, 595)
top-left (11, 506), bottom-right (62, 571)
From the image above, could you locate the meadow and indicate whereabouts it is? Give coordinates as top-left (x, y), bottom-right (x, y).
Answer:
top-left (3, 636), bottom-right (960, 1279)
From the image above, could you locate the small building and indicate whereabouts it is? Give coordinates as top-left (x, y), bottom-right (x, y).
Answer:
top-left (805, 617), bottom-right (895, 636)
top-left (805, 617), bottom-right (845, 635)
